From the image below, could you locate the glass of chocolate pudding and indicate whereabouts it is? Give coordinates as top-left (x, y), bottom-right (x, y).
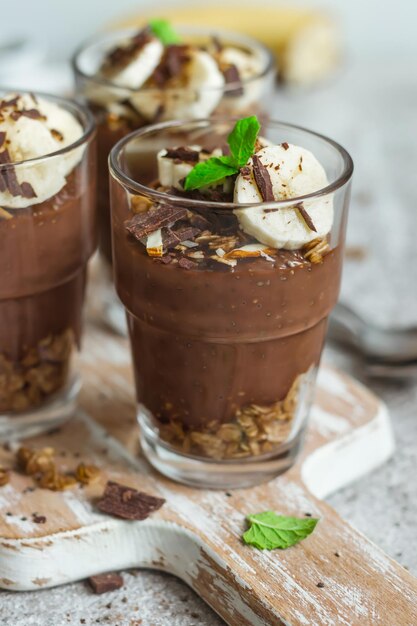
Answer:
top-left (0, 92), bottom-right (96, 438)
top-left (73, 22), bottom-right (275, 334)
top-left (109, 117), bottom-right (353, 488)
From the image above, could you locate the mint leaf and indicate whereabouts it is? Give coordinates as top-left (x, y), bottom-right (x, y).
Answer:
top-left (243, 511), bottom-right (319, 550)
top-left (183, 116), bottom-right (260, 191)
top-left (184, 156), bottom-right (237, 191)
top-left (227, 115), bottom-right (261, 168)
top-left (149, 19), bottom-right (181, 45)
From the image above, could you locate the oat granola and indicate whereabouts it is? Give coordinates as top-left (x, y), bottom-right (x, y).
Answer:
top-left (159, 374), bottom-right (302, 460)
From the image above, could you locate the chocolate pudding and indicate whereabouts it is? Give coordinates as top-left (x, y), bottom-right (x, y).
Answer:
top-left (73, 22), bottom-right (274, 267)
top-left (110, 117), bottom-right (352, 467)
top-left (0, 93), bottom-right (96, 415)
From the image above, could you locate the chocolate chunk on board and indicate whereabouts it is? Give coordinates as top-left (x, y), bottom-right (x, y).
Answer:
top-left (125, 205), bottom-right (187, 240)
top-left (252, 154), bottom-right (275, 202)
top-left (88, 572), bottom-right (124, 594)
top-left (178, 256), bottom-right (198, 270)
top-left (97, 480), bottom-right (165, 520)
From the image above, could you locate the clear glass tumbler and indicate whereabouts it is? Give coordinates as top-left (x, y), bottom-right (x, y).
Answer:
top-left (73, 26), bottom-right (275, 334)
top-left (109, 119), bottom-right (353, 488)
top-left (0, 92), bottom-right (96, 439)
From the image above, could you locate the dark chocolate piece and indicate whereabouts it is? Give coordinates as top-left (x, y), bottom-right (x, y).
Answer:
top-left (88, 572), bottom-right (124, 594)
top-left (20, 181), bottom-right (37, 199)
top-left (164, 147), bottom-right (200, 163)
top-left (97, 480), bottom-right (165, 520)
top-left (252, 154), bottom-right (275, 202)
top-left (21, 108), bottom-right (45, 120)
top-left (223, 64), bottom-right (244, 97)
top-left (296, 203), bottom-right (317, 232)
top-left (125, 205), bottom-right (187, 240)
top-left (0, 132), bottom-right (6, 149)
top-left (281, 142), bottom-right (289, 150)
top-left (178, 256), bottom-right (198, 270)
top-left (32, 514), bottom-right (46, 524)
top-left (103, 29), bottom-right (151, 73)
top-left (163, 225), bottom-right (201, 249)
top-left (152, 45), bottom-right (191, 86)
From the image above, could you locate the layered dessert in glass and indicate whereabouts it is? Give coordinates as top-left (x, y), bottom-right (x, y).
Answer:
top-left (73, 21), bottom-right (275, 332)
top-left (0, 92), bottom-right (96, 438)
top-left (109, 116), bottom-right (352, 487)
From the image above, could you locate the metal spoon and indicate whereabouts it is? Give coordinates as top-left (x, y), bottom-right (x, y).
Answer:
top-left (327, 303), bottom-right (417, 377)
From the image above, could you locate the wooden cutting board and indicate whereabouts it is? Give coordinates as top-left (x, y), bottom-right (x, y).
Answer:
top-left (1, 320), bottom-right (416, 626)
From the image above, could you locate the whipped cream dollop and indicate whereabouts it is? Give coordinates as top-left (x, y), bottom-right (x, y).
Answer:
top-left (0, 93), bottom-right (84, 209)
top-left (234, 143), bottom-right (333, 249)
top-left (87, 27), bottom-right (265, 121)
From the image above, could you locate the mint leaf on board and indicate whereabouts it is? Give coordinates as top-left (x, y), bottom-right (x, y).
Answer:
top-left (149, 19), bottom-right (181, 45)
top-left (243, 511), bottom-right (319, 550)
top-left (227, 115), bottom-right (261, 168)
top-left (183, 116), bottom-right (260, 191)
top-left (183, 156), bottom-right (237, 191)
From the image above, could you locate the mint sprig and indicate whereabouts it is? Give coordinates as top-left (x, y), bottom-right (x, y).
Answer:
top-left (243, 511), bottom-right (319, 550)
top-left (149, 19), bottom-right (181, 45)
top-left (184, 115), bottom-right (261, 191)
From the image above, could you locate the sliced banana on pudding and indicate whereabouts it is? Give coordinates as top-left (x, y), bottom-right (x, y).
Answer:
top-left (157, 145), bottom-right (222, 189)
top-left (130, 48), bottom-right (225, 121)
top-left (219, 47), bottom-right (264, 111)
top-left (234, 143), bottom-right (333, 250)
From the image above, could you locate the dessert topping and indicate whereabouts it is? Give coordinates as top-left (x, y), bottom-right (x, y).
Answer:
top-left (97, 480), bottom-right (165, 520)
top-left (125, 204), bottom-right (187, 240)
top-left (251, 153), bottom-right (274, 201)
top-left (0, 93), bottom-right (84, 209)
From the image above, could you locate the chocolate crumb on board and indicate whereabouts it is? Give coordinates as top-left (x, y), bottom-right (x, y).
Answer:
top-left (125, 205), bottom-right (187, 240)
top-left (97, 480), bottom-right (165, 520)
top-left (296, 203), bottom-right (317, 232)
top-left (252, 154), bottom-right (275, 202)
top-left (32, 514), bottom-right (47, 524)
top-left (88, 572), bottom-right (124, 594)
top-left (316, 581), bottom-right (325, 588)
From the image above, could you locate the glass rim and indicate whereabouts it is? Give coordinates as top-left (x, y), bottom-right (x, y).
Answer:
top-left (109, 117), bottom-right (354, 211)
top-left (0, 89), bottom-right (95, 169)
top-left (72, 25), bottom-right (275, 95)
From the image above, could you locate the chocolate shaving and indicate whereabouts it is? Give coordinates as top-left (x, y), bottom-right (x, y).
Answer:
top-left (281, 142), bottom-right (289, 150)
top-left (88, 572), bottom-right (124, 595)
top-left (125, 205), bottom-right (187, 240)
top-left (188, 211), bottom-right (212, 230)
top-left (163, 225), bottom-right (201, 249)
top-left (20, 181), bottom-right (37, 199)
top-left (22, 108), bottom-right (45, 120)
top-left (50, 128), bottom-right (64, 142)
top-left (0, 96), bottom-right (19, 110)
top-left (296, 203), bottom-right (317, 232)
top-left (164, 147), bottom-right (200, 163)
top-left (97, 480), bottom-right (165, 520)
top-left (223, 64), bottom-right (244, 97)
top-left (211, 35), bottom-right (223, 52)
top-left (178, 256), bottom-right (198, 270)
top-left (151, 45), bottom-right (191, 86)
top-left (102, 28), bottom-right (151, 73)
top-left (0, 148), bottom-right (37, 199)
top-left (252, 154), bottom-right (275, 202)
top-left (0, 132), bottom-right (6, 149)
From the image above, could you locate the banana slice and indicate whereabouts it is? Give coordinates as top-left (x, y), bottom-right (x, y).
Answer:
top-left (110, 39), bottom-right (164, 89)
top-left (130, 49), bottom-right (225, 121)
top-left (234, 144), bottom-right (333, 250)
top-left (157, 145), bottom-right (222, 189)
top-left (219, 47), bottom-right (264, 112)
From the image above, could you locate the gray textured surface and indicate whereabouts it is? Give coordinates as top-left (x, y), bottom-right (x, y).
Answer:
top-left (1, 59), bottom-right (416, 626)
